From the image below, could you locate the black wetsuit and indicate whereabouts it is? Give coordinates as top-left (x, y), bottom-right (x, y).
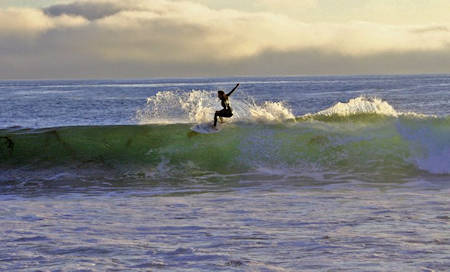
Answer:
top-left (213, 84), bottom-right (239, 127)
top-left (214, 98), bottom-right (233, 126)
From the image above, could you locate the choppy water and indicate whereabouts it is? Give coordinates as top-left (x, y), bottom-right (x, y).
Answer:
top-left (0, 75), bottom-right (449, 271)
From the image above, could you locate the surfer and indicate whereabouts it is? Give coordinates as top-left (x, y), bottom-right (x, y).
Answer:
top-left (214, 83), bottom-right (239, 127)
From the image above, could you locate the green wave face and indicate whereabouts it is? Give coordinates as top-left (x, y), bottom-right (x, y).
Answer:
top-left (1, 116), bottom-right (449, 182)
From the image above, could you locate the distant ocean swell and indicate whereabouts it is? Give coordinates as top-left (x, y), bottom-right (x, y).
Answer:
top-left (1, 95), bottom-right (448, 183)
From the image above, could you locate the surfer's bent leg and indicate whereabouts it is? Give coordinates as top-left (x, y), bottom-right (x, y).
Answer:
top-left (214, 110), bottom-right (233, 127)
top-left (214, 111), bottom-right (222, 127)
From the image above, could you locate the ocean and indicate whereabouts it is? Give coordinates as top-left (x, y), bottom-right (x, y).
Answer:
top-left (0, 75), bottom-right (449, 271)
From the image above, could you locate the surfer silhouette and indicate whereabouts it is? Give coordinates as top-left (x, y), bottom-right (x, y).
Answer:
top-left (214, 83), bottom-right (239, 127)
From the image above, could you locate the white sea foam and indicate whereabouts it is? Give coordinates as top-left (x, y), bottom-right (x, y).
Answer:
top-left (300, 95), bottom-right (435, 120)
top-left (136, 89), bottom-right (294, 124)
top-left (248, 101), bottom-right (295, 122)
top-left (317, 96), bottom-right (399, 117)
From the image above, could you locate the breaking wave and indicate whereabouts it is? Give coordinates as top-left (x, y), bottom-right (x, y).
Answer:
top-left (1, 95), bottom-right (448, 185)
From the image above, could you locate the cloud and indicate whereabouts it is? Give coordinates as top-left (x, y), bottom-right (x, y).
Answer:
top-left (412, 26), bottom-right (449, 34)
top-left (0, 0), bottom-right (450, 79)
top-left (0, 7), bottom-right (87, 37)
top-left (256, 0), bottom-right (318, 11)
top-left (0, 8), bottom-right (49, 37)
top-left (44, 1), bottom-right (123, 20)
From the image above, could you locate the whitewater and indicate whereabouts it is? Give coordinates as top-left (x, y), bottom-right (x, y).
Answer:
top-left (0, 75), bottom-right (449, 271)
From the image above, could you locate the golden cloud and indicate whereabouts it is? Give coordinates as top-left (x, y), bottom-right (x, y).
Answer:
top-left (0, 0), bottom-right (449, 78)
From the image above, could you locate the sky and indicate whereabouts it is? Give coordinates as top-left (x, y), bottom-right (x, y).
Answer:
top-left (0, 0), bottom-right (450, 79)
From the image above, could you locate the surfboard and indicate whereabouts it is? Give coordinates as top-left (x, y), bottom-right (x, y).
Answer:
top-left (190, 123), bottom-right (222, 134)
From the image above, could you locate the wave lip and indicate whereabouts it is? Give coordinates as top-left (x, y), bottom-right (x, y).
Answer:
top-left (317, 96), bottom-right (399, 117)
top-left (136, 90), bottom-right (295, 125)
top-left (299, 96), bottom-right (438, 122)
top-left (136, 91), bottom-right (433, 126)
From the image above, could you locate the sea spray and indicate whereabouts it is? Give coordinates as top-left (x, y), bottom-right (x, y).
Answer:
top-left (248, 101), bottom-right (295, 122)
top-left (136, 90), bottom-right (295, 124)
top-left (317, 96), bottom-right (399, 117)
top-left (299, 95), bottom-right (435, 122)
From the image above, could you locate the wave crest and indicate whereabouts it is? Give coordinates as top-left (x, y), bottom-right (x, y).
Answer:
top-left (318, 96), bottom-right (399, 117)
top-left (298, 96), bottom-right (436, 122)
top-left (136, 90), bottom-right (294, 124)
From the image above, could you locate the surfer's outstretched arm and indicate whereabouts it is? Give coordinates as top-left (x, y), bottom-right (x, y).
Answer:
top-left (227, 83), bottom-right (239, 97)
